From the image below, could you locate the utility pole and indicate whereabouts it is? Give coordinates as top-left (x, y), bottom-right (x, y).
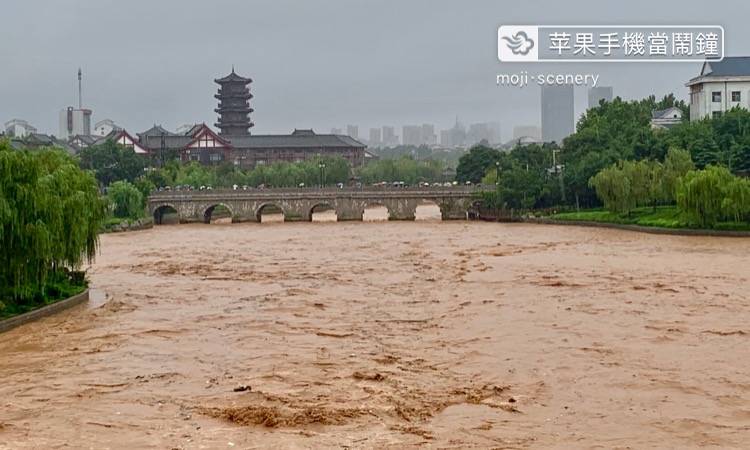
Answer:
top-left (552, 148), bottom-right (566, 203)
top-left (78, 68), bottom-right (82, 109)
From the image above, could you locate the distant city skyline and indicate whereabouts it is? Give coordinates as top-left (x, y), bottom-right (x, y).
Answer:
top-left (2, 0), bottom-right (749, 140)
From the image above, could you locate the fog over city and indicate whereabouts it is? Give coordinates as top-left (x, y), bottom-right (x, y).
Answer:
top-left (1, 0), bottom-right (749, 139)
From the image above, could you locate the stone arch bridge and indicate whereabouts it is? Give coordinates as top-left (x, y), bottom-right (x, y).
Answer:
top-left (148, 186), bottom-right (487, 224)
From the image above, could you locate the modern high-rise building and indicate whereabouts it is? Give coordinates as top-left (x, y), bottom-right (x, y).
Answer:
top-left (368, 127), bottom-right (382, 146)
top-left (467, 122), bottom-right (501, 145)
top-left (440, 118), bottom-right (466, 147)
top-left (541, 84), bottom-right (574, 144)
top-left (421, 124), bottom-right (436, 145)
top-left (588, 86), bottom-right (613, 109)
top-left (331, 127), bottom-right (342, 135)
top-left (382, 126), bottom-right (397, 146)
top-left (402, 125), bottom-right (423, 146)
top-left (346, 125), bottom-right (359, 140)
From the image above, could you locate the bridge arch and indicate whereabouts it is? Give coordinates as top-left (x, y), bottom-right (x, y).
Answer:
top-left (415, 199), bottom-right (442, 221)
top-left (309, 202), bottom-right (337, 222)
top-left (255, 203), bottom-right (286, 223)
top-left (362, 201), bottom-right (391, 221)
top-left (203, 203), bottom-right (234, 224)
top-left (153, 203), bottom-right (179, 225)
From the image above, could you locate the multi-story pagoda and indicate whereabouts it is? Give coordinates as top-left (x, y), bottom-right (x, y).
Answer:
top-left (214, 68), bottom-right (254, 136)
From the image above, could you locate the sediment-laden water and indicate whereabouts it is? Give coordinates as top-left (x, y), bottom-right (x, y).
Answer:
top-left (1, 206), bottom-right (749, 448)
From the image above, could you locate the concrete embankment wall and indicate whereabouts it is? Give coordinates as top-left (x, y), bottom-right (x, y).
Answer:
top-left (0, 290), bottom-right (89, 333)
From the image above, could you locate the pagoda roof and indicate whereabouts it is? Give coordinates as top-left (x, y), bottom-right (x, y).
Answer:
top-left (214, 69), bottom-right (252, 84)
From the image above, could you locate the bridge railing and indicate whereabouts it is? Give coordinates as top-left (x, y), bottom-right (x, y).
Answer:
top-left (148, 185), bottom-right (492, 200)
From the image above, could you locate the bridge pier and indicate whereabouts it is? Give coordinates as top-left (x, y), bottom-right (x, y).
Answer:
top-left (436, 198), bottom-right (470, 220)
top-left (385, 199), bottom-right (417, 221)
top-left (335, 200), bottom-right (363, 221)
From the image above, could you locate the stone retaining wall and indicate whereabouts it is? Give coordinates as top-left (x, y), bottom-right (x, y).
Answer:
top-left (0, 290), bottom-right (89, 333)
top-left (105, 217), bottom-right (154, 233)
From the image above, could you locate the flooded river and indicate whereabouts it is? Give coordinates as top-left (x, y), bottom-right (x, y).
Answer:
top-left (1, 207), bottom-right (749, 448)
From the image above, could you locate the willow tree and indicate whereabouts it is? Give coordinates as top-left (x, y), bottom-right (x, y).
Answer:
top-left (0, 142), bottom-right (106, 307)
top-left (662, 147), bottom-right (695, 202)
top-left (675, 165), bottom-right (734, 228)
top-left (722, 176), bottom-right (750, 223)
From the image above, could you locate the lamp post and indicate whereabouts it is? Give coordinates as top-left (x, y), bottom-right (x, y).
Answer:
top-left (318, 161), bottom-right (326, 188)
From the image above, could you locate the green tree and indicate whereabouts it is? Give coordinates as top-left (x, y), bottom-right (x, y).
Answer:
top-left (358, 156), bottom-right (443, 185)
top-left (78, 140), bottom-right (147, 186)
top-left (107, 181), bottom-right (144, 219)
top-left (661, 147), bottom-right (695, 202)
top-left (722, 177), bottom-right (750, 222)
top-left (676, 165), bottom-right (735, 227)
top-left (589, 160), bottom-right (658, 215)
top-left (456, 145), bottom-right (501, 184)
top-left (0, 142), bottom-right (106, 306)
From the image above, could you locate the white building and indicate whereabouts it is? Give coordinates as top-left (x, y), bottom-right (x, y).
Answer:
top-left (687, 57), bottom-right (750, 121)
top-left (4, 119), bottom-right (37, 138)
top-left (59, 107), bottom-right (92, 139)
top-left (651, 107), bottom-right (684, 130)
top-left (93, 119), bottom-right (122, 136)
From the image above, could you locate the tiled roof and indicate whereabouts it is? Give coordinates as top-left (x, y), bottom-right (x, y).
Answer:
top-left (702, 57), bottom-right (750, 77)
top-left (651, 107), bottom-right (683, 119)
top-left (138, 125), bottom-right (176, 139)
top-left (227, 132), bottom-right (366, 149)
top-left (140, 134), bottom-right (192, 150)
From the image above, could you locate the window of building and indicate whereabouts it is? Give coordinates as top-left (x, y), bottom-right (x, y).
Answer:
top-left (209, 153), bottom-right (223, 162)
top-left (712, 91), bottom-right (722, 103)
top-left (189, 153), bottom-right (199, 161)
top-left (732, 91), bottom-right (741, 102)
top-left (712, 111), bottom-right (722, 119)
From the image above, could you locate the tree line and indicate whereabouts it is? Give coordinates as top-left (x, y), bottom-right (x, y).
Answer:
top-left (456, 94), bottom-right (750, 228)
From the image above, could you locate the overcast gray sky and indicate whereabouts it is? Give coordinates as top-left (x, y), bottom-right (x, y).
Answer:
top-left (1, 0), bottom-right (748, 140)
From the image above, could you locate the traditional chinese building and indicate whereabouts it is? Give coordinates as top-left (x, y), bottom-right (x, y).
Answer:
top-left (214, 70), bottom-right (254, 136)
top-left (133, 69), bottom-right (369, 168)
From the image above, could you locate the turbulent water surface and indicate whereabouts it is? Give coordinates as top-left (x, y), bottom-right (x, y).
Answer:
top-left (1, 206), bottom-right (749, 448)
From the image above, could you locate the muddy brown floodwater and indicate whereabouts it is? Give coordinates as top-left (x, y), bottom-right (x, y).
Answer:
top-left (1, 206), bottom-right (750, 449)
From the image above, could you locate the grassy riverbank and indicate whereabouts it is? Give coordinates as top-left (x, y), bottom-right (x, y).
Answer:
top-left (0, 273), bottom-right (88, 320)
top-left (550, 206), bottom-right (750, 232)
